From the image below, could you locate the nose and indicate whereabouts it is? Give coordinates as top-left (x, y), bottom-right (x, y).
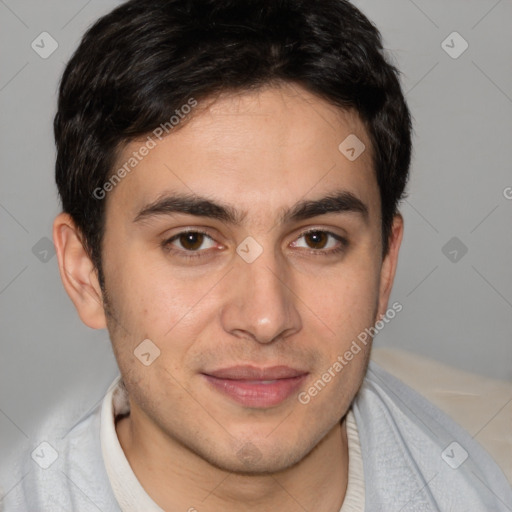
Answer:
top-left (220, 248), bottom-right (302, 344)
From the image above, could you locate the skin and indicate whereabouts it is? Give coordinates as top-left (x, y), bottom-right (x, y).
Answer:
top-left (53, 83), bottom-right (403, 511)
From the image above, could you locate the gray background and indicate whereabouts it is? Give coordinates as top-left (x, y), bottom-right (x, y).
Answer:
top-left (1, 0), bottom-right (511, 495)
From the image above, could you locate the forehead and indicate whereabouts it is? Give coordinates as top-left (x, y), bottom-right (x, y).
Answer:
top-left (107, 83), bottom-right (379, 221)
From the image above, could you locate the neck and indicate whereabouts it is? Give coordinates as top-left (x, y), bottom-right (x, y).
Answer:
top-left (116, 411), bottom-right (349, 512)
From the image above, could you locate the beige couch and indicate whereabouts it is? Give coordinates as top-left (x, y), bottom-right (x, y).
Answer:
top-left (370, 347), bottom-right (512, 484)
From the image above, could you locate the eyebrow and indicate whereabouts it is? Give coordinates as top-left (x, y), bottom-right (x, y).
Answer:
top-left (133, 190), bottom-right (369, 225)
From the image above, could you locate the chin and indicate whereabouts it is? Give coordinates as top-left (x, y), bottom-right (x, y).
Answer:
top-left (192, 436), bottom-right (316, 476)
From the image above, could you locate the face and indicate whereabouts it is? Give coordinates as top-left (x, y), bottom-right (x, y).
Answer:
top-left (63, 83), bottom-right (402, 474)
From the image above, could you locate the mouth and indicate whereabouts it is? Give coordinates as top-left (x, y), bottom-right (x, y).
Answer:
top-left (201, 365), bottom-right (309, 408)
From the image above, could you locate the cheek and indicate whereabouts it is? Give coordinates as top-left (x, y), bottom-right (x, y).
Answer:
top-left (103, 246), bottom-right (222, 363)
top-left (104, 244), bottom-right (185, 322)
top-left (297, 272), bottom-right (377, 411)
top-left (304, 260), bottom-right (381, 344)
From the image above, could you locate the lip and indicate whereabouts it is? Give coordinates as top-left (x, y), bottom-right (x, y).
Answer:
top-left (202, 365), bottom-right (309, 408)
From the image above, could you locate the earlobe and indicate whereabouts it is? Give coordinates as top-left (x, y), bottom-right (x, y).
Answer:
top-left (53, 213), bottom-right (107, 329)
top-left (376, 214), bottom-right (404, 320)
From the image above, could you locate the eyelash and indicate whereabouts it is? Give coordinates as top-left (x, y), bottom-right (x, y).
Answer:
top-left (161, 229), bottom-right (348, 260)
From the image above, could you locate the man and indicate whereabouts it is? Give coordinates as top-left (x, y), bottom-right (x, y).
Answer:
top-left (2, 0), bottom-right (511, 510)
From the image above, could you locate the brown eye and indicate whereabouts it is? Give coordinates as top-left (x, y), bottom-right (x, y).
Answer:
top-left (304, 231), bottom-right (328, 249)
top-left (291, 229), bottom-right (347, 255)
top-left (178, 232), bottom-right (205, 251)
top-left (160, 229), bottom-right (217, 262)
top-left (162, 230), bottom-right (217, 256)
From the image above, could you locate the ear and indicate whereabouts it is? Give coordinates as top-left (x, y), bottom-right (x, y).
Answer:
top-left (376, 213), bottom-right (404, 321)
top-left (53, 212), bottom-right (107, 329)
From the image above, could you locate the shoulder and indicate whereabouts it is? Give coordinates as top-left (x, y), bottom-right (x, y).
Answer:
top-left (1, 395), bottom-right (120, 511)
top-left (352, 353), bottom-right (512, 511)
